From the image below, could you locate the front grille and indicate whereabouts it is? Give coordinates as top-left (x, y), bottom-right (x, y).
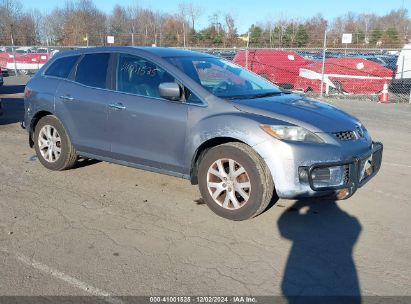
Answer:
top-left (334, 131), bottom-right (356, 141)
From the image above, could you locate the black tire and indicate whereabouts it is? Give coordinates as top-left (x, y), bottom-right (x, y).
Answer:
top-left (198, 142), bottom-right (274, 221)
top-left (33, 115), bottom-right (77, 171)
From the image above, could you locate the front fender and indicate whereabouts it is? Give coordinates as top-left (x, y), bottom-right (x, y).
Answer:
top-left (184, 109), bottom-right (284, 174)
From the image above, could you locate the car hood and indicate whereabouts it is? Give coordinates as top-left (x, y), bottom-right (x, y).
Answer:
top-left (232, 94), bottom-right (360, 133)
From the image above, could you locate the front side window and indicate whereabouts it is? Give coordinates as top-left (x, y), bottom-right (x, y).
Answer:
top-left (116, 54), bottom-right (176, 98)
top-left (45, 55), bottom-right (80, 79)
top-left (166, 56), bottom-right (282, 100)
top-left (75, 53), bottom-right (110, 89)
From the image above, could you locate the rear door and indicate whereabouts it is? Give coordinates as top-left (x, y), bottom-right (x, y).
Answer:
top-left (108, 53), bottom-right (188, 174)
top-left (55, 53), bottom-right (115, 156)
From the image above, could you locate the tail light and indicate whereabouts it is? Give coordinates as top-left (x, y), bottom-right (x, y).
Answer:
top-left (24, 87), bottom-right (32, 98)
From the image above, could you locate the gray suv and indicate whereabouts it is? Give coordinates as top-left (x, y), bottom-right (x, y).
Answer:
top-left (23, 47), bottom-right (383, 220)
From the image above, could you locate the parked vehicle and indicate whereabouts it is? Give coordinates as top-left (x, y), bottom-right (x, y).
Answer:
top-left (390, 44), bottom-right (411, 94)
top-left (15, 47), bottom-right (34, 54)
top-left (204, 49), bottom-right (237, 61)
top-left (295, 58), bottom-right (394, 94)
top-left (0, 67), bottom-right (9, 77)
top-left (0, 50), bottom-right (51, 75)
top-left (23, 47), bottom-right (383, 220)
top-left (233, 49), bottom-right (313, 89)
top-left (296, 51), bottom-right (324, 61)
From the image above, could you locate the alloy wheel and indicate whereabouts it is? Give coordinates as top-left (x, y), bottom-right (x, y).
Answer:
top-left (38, 125), bottom-right (61, 163)
top-left (206, 158), bottom-right (251, 210)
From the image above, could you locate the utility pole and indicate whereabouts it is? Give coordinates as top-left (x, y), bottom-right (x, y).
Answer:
top-left (10, 26), bottom-right (17, 76)
top-left (269, 24), bottom-right (273, 48)
top-left (131, 24), bottom-right (135, 46)
top-left (145, 25), bottom-right (148, 45)
top-left (320, 30), bottom-right (327, 97)
top-left (245, 32), bottom-right (250, 70)
top-left (183, 22), bottom-right (186, 48)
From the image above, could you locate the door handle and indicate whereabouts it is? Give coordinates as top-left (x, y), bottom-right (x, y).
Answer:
top-left (60, 95), bottom-right (74, 101)
top-left (109, 103), bottom-right (126, 110)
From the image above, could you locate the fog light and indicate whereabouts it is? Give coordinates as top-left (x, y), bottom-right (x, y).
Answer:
top-left (299, 165), bottom-right (348, 188)
top-left (312, 168), bottom-right (330, 181)
top-left (312, 166), bottom-right (346, 188)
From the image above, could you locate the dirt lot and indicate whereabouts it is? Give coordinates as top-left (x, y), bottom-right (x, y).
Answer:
top-left (0, 76), bottom-right (410, 300)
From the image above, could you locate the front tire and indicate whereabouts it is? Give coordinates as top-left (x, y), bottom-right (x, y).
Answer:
top-left (198, 142), bottom-right (274, 221)
top-left (34, 115), bottom-right (77, 171)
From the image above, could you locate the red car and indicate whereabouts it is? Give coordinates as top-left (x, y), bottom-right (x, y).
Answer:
top-left (233, 49), bottom-right (313, 89)
top-left (0, 51), bottom-right (52, 75)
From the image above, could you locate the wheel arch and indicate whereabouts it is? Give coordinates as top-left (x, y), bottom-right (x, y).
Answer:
top-left (190, 137), bottom-right (247, 185)
top-left (29, 110), bottom-right (54, 147)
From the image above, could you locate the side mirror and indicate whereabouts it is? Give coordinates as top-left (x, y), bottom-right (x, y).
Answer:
top-left (159, 82), bottom-right (182, 101)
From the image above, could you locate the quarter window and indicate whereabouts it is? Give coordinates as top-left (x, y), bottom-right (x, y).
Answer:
top-left (45, 55), bottom-right (80, 79)
top-left (75, 53), bottom-right (110, 89)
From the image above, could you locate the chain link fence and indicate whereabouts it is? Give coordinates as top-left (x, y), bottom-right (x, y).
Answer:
top-left (191, 47), bottom-right (411, 103)
top-left (1, 45), bottom-right (410, 103)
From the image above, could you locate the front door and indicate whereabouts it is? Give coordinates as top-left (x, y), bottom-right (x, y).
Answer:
top-left (109, 53), bottom-right (188, 174)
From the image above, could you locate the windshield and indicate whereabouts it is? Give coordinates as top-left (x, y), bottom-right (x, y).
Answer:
top-left (166, 56), bottom-right (283, 99)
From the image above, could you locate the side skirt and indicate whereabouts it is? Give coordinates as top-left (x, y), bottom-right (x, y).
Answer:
top-left (77, 151), bottom-right (191, 180)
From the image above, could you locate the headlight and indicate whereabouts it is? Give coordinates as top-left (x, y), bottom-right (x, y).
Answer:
top-left (260, 125), bottom-right (324, 143)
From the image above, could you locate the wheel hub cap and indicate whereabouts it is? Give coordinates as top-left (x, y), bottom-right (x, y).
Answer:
top-left (38, 125), bottom-right (61, 163)
top-left (206, 158), bottom-right (251, 210)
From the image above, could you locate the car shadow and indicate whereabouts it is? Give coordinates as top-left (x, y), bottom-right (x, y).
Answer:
top-left (0, 97), bottom-right (25, 125)
top-left (73, 158), bottom-right (101, 169)
top-left (277, 199), bottom-right (362, 303)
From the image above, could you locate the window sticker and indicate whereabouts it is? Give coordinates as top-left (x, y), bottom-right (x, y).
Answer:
top-left (120, 61), bottom-right (159, 77)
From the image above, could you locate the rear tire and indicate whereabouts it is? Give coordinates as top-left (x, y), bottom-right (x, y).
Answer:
top-left (34, 115), bottom-right (77, 171)
top-left (198, 142), bottom-right (274, 221)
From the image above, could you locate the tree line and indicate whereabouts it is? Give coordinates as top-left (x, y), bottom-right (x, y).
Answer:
top-left (0, 0), bottom-right (410, 48)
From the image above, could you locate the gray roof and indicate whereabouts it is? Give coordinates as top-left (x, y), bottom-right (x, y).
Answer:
top-left (58, 46), bottom-right (214, 59)
top-left (132, 47), bottom-right (213, 58)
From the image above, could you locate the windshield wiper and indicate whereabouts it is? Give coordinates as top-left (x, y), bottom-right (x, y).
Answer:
top-left (223, 90), bottom-right (292, 100)
top-left (244, 90), bottom-right (292, 99)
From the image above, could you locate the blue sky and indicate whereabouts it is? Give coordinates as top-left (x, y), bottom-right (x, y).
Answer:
top-left (22, 0), bottom-right (409, 33)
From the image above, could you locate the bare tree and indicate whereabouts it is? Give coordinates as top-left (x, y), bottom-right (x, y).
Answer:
top-left (187, 2), bottom-right (202, 31)
top-left (177, 1), bottom-right (190, 47)
top-left (0, 0), bottom-right (22, 45)
top-left (224, 13), bottom-right (237, 46)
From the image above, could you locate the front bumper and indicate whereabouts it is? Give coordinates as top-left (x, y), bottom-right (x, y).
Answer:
top-left (303, 142), bottom-right (383, 199)
top-left (253, 138), bottom-right (383, 200)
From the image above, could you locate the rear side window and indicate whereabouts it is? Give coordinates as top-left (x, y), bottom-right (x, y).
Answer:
top-left (44, 55), bottom-right (80, 78)
top-left (75, 53), bottom-right (110, 89)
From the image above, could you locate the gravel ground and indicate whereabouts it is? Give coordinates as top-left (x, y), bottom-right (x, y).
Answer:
top-left (0, 76), bottom-right (410, 300)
